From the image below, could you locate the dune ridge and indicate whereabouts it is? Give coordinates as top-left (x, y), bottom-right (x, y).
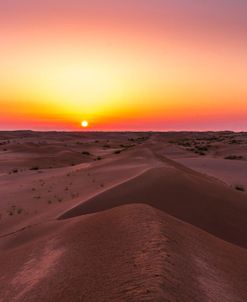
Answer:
top-left (1, 204), bottom-right (247, 301)
top-left (1, 131), bottom-right (247, 301)
top-left (60, 164), bottom-right (247, 249)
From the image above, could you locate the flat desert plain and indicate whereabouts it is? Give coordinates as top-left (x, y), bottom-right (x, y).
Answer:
top-left (0, 131), bottom-right (247, 301)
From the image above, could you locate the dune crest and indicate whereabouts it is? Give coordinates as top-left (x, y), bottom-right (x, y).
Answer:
top-left (1, 131), bottom-right (247, 301)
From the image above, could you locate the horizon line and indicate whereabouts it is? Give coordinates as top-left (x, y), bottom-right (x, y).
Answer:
top-left (0, 129), bottom-right (246, 133)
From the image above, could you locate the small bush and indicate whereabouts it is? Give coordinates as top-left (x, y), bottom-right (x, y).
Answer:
top-left (114, 150), bottom-right (122, 154)
top-left (120, 144), bottom-right (135, 149)
top-left (17, 208), bottom-right (23, 214)
top-left (229, 140), bottom-right (241, 145)
top-left (103, 144), bottom-right (111, 149)
top-left (235, 185), bottom-right (245, 192)
top-left (224, 155), bottom-right (243, 160)
top-left (82, 151), bottom-right (91, 156)
top-left (199, 152), bottom-right (206, 156)
top-left (196, 146), bottom-right (208, 152)
top-left (30, 166), bottom-right (39, 171)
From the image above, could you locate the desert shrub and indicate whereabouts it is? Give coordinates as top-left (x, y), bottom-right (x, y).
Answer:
top-left (195, 150), bottom-right (205, 156)
top-left (82, 151), bottom-right (91, 156)
top-left (103, 144), bottom-right (111, 148)
top-left (120, 144), bottom-right (135, 149)
top-left (229, 140), bottom-right (241, 144)
top-left (178, 142), bottom-right (191, 147)
top-left (196, 146), bottom-right (208, 152)
top-left (224, 155), bottom-right (243, 160)
top-left (114, 150), bottom-right (122, 154)
top-left (198, 152), bottom-right (206, 156)
top-left (235, 185), bottom-right (245, 192)
top-left (17, 208), bottom-right (23, 214)
top-left (30, 166), bottom-right (39, 170)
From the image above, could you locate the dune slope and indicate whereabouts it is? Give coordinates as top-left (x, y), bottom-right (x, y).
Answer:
top-left (1, 132), bottom-right (247, 301)
top-left (60, 165), bottom-right (247, 249)
top-left (1, 204), bottom-right (247, 302)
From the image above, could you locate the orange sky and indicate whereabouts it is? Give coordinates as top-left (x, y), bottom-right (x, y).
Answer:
top-left (1, 0), bottom-right (247, 131)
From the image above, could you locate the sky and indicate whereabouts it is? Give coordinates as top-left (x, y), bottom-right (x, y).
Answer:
top-left (0, 0), bottom-right (247, 131)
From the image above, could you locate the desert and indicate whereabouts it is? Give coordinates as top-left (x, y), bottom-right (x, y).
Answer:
top-left (1, 131), bottom-right (247, 301)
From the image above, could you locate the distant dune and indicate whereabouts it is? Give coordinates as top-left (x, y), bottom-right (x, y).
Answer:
top-left (1, 131), bottom-right (247, 301)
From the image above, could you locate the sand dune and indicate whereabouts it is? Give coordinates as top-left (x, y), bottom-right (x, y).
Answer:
top-left (60, 164), bottom-right (247, 248)
top-left (174, 157), bottom-right (247, 189)
top-left (1, 131), bottom-right (247, 301)
top-left (1, 204), bottom-right (247, 301)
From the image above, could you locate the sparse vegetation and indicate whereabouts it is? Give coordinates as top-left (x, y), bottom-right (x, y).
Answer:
top-left (196, 146), bottom-right (208, 152)
top-left (30, 166), bottom-right (39, 171)
top-left (197, 151), bottom-right (206, 156)
top-left (114, 150), bottom-right (122, 154)
top-left (17, 208), bottom-right (23, 214)
top-left (224, 155), bottom-right (243, 160)
top-left (120, 144), bottom-right (135, 149)
top-left (228, 139), bottom-right (242, 145)
top-left (169, 136), bottom-right (219, 157)
top-left (82, 151), bottom-right (91, 156)
top-left (235, 185), bottom-right (245, 192)
top-left (7, 205), bottom-right (23, 216)
top-left (103, 144), bottom-right (111, 149)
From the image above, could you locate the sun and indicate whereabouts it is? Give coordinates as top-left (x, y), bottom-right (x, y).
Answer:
top-left (81, 120), bottom-right (88, 128)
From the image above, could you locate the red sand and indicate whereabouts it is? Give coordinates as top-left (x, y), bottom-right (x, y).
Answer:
top-left (0, 131), bottom-right (247, 301)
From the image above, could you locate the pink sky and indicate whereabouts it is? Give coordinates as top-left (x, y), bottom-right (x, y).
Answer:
top-left (0, 0), bottom-right (247, 131)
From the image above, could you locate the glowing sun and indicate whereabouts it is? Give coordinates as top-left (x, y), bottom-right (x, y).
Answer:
top-left (81, 120), bottom-right (89, 128)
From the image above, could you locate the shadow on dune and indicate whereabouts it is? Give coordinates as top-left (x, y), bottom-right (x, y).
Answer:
top-left (59, 166), bottom-right (247, 248)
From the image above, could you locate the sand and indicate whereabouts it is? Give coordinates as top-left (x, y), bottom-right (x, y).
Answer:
top-left (0, 131), bottom-right (247, 301)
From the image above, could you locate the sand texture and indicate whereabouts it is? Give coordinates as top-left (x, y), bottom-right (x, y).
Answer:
top-left (1, 131), bottom-right (247, 301)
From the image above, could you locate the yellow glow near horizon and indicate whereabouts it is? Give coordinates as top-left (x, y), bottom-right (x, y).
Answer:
top-left (1, 2), bottom-right (247, 130)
